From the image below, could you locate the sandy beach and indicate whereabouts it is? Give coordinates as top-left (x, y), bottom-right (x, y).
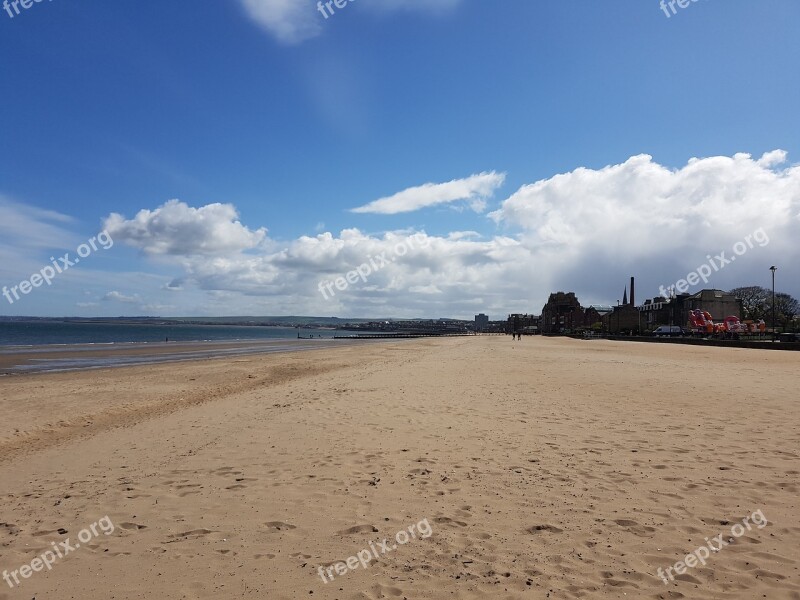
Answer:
top-left (1, 336), bottom-right (798, 599)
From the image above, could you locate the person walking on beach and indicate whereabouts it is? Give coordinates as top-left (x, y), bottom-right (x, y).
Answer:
top-left (511, 315), bottom-right (521, 341)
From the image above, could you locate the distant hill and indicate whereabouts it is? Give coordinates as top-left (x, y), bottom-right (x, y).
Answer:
top-left (0, 316), bottom-right (473, 329)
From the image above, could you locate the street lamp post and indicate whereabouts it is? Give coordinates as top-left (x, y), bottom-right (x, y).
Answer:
top-left (770, 266), bottom-right (777, 341)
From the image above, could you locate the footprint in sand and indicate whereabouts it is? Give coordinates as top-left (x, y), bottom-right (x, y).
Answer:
top-left (526, 524), bottom-right (564, 534)
top-left (367, 583), bottom-right (404, 598)
top-left (265, 522), bottom-right (297, 532)
top-left (168, 529), bottom-right (213, 540)
top-left (599, 571), bottom-right (639, 588)
top-left (120, 522), bottom-right (147, 531)
top-left (434, 517), bottom-right (468, 527)
top-left (674, 572), bottom-right (702, 584)
top-left (409, 468), bottom-right (432, 476)
top-left (0, 523), bottom-right (20, 535)
top-left (338, 524), bottom-right (379, 535)
top-left (612, 519), bottom-right (656, 536)
top-left (752, 568), bottom-right (787, 580)
top-left (32, 529), bottom-right (62, 537)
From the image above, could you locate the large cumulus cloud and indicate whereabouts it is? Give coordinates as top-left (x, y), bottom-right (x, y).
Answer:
top-left (104, 200), bottom-right (267, 257)
top-left (491, 150), bottom-right (799, 304)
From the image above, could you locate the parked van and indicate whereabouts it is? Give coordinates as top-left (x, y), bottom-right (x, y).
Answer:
top-left (652, 325), bottom-right (683, 337)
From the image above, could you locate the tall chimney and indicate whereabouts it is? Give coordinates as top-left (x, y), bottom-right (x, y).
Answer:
top-left (630, 276), bottom-right (635, 307)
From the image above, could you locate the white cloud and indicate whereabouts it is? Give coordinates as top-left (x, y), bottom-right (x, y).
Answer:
top-left (5, 150), bottom-right (795, 319)
top-left (104, 200), bottom-right (267, 257)
top-left (239, 0), bottom-right (464, 44)
top-left (490, 150), bottom-right (800, 305)
top-left (84, 150), bottom-right (800, 318)
top-left (0, 195), bottom-right (109, 305)
top-left (409, 284), bottom-right (443, 294)
top-left (490, 151), bottom-right (800, 258)
top-left (351, 172), bottom-right (506, 215)
top-left (239, 0), bottom-right (321, 44)
top-left (103, 291), bottom-right (141, 304)
top-left (0, 195), bottom-right (75, 253)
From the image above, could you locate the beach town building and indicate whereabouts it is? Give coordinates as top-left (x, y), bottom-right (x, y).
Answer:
top-left (537, 293), bottom-right (619, 334)
top-left (524, 279), bottom-right (748, 336)
top-left (685, 289), bottom-right (743, 319)
top-left (524, 278), bottom-right (747, 336)
top-left (600, 277), bottom-right (644, 334)
top-left (583, 306), bottom-right (609, 330)
top-left (639, 289), bottom-right (743, 330)
top-left (507, 313), bottom-right (540, 334)
top-left (639, 297), bottom-right (675, 330)
top-left (603, 303), bottom-right (642, 334)
top-left (474, 313), bottom-right (490, 331)
top-left (540, 292), bottom-right (587, 333)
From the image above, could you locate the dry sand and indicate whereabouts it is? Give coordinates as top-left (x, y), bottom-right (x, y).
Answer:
top-left (0, 336), bottom-right (798, 599)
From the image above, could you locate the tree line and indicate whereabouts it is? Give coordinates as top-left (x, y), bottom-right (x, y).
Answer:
top-left (729, 286), bottom-right (799, 330)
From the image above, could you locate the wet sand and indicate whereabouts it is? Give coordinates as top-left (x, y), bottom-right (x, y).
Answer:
top-left (0, 336), bottom-right (798, 599)
top-left (0, 337), bottom-right (375, 374)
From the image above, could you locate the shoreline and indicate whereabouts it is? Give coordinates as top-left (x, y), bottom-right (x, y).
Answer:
top-left (0, 337), bottom-right (394, 375)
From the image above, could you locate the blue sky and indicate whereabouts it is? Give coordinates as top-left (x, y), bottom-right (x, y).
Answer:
top-left (1, 0), bottom-right (799, 318)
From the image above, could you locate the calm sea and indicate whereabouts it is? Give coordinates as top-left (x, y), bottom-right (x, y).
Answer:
top-left (0, 321), bottom-right (335, 347)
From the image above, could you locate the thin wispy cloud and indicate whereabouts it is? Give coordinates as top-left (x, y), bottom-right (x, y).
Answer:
top-left (103, 291), bottom-right (141, 304)
top-left (351, 172), bottom-right (506, 215)
top-left (239, 0), bottom-right (464, 44)
top-left (0, 195), bottom-right (75, 251)
top-left (239, 0), bottom-right (322, 44)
